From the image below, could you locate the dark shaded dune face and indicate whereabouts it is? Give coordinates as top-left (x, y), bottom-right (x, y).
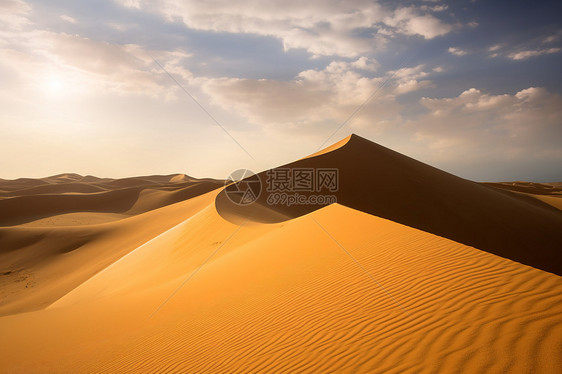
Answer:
top-left (0, 226), bottom-right (101, 264)
top-left (0, 188), bottom-right (145, 226)
top-left (0, 174), bottom-right (223, 227)
top-left (216, 134), bottom-right (562, 275)
top-left (41, 173), bottom-right (83, 183)
top-left (100, 177), bottom-right (162, 188)
top-left (79, 175), bottom-right (110, 183)
top-left (0, 178), bottom-right (51, 192)
top-left (215, 192), bottom-right (290, 224)
top-left (125, 181), bottom-right (224, 215)
top-left (483, 182), bottom-right (562, 196)
top-left (166, 181), bottom-right (223, 203)
top-left (99, 174), bottom-right (195, 187)
top-left (0, 182), bottom-right (108, 197)
top-left (0, 228), bottom-right (46, 255)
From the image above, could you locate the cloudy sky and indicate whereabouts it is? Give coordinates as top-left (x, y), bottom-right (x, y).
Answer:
top-left (1, 0), bottom-right (561, 181)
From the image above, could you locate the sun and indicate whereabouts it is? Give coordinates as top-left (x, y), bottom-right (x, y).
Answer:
top-left (47, 76), bottom-right (64, 94)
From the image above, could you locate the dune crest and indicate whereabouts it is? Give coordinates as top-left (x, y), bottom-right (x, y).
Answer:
top-left (216, 134), bottom-right (562, 275)
top-left (1, 136), bottom-right (561, 372)
top-left (0, 174), bottom-right (223, 315)
top-left (0, 173), bottom-right (223, 226)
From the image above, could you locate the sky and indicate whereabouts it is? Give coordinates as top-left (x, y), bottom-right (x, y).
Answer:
top-left (0, 0), bottom-right (561, 182)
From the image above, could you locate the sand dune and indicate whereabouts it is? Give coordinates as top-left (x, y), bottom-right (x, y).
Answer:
top-left (484, 181), bottom-right (562, 196)
top-left (0, 177), bottom-right (51, 192)
top-left (0, 174), bottom-right (222, 315)
top-left (20, 212), bottom-right (130, 227)
top-left (0, 191), bottom-right (218, 316)
top-left (0, 182), bottom-right (108, 197)
top-left (1, 135), bottom-right (561, 373)
top-left (0, 174), bottom-right (222, 226)
top-left (484, 182), bottom-right (562, 211)
top-left (217, 134), bottom-right (562, 275)
top-left (2, 203), bottom-right (562, 373)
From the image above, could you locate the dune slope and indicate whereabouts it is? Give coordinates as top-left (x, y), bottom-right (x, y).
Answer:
top-left (0, 173), bottom-right (223, 226)
top-left (0, 173), bottom-right (223, 315)
top-left (217, 134), bottom-right (562, 275)
top-left (1, 137), bottom-right (561, 372)
top-left (1, 203), bottom-right (561, 373)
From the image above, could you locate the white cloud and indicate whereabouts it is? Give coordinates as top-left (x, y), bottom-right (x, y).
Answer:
top-left (198, 60), bottom-right (435, 133)
top-left (60, 14), bottom-right (77, 24)
top-left (542, 31), bottom-right (562, 44)
top-left (0, 0), bottom-right (31, 29)
top-left (387, 64), bottom-right (434, 94)
top-left (121, 0), bottom-right (142, 9)
top-left (3, 0), bottom-right (558, 181)
top-left (0, 6), bottom-right (192, 97)
top-left (508, 48), bottom-right (561, 60)
top-left (415, 87), bottom-right (562, 162)
top-left (114, 0), bottom-right (453, 57)
top-left (420, 4), bottom-right (448, 12)
top-left (395, 79), bottom-right (434, 94)
top-left (200, 69), bottom-right (562, 174)
top-left (49, 34), bottom-right (192, 94)
top-left (386, 6), bottom-right (452, 39)
top-left (350, 56), bottom-right (379, 71)
top-left (448, 47), bottom-right (468, 56)
top-left (199, 58), bottom-right (424, 131)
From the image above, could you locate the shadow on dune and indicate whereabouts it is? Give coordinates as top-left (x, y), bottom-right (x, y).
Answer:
top-left (0, 188), bottom-right (145, 226)
top-left (216, 134), bottom-right (562, 275)
top-left (0, 176), bottom-right (223, 226)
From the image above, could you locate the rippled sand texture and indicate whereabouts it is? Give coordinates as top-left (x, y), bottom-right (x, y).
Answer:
top-left (1, 136), bottom-right (561, 373)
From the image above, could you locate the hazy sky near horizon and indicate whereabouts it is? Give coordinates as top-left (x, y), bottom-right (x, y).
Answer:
top-left (1, 0), bottom-right (561, 181)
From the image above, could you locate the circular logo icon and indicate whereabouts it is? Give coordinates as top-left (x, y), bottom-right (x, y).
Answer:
top-left (224, 169), bottom-right (261, 206)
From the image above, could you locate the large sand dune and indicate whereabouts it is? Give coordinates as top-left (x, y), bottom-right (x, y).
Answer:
top-left (217, 134), bottom-right (562, 275)
top-left (1, 136), bottom-right (561, 373)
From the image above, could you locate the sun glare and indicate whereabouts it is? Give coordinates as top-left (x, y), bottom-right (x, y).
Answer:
top-left (48, 76), bottom-right (64, 94)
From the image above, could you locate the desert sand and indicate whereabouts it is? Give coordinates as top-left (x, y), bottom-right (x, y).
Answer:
top-left (1, 135), bottom-right (561, 373)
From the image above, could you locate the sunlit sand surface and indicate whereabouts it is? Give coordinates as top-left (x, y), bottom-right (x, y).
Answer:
top-left (1, 136), bottom-right (561, 373)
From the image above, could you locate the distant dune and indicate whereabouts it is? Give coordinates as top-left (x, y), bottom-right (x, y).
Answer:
top-left (1, 136), bottom-right (561, 373)
top-left (0, 174), bottom-right (223, 226)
